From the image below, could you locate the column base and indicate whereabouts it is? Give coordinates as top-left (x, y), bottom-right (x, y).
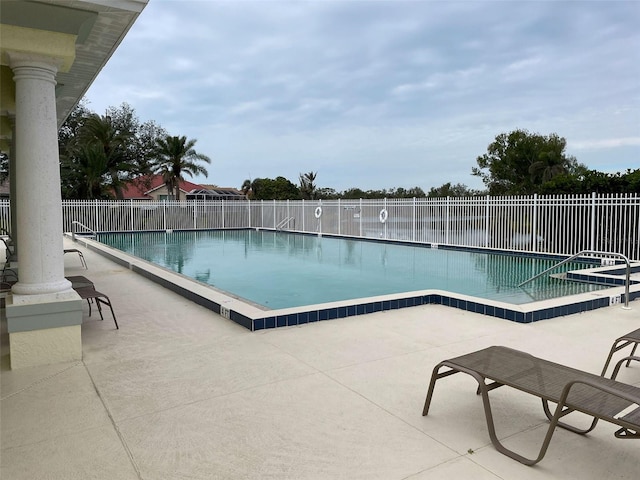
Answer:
top-left (5, 293), bottom-right (83, 369)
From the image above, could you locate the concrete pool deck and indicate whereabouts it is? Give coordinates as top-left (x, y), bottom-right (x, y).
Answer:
top-left (1, 239), bottom-right (639, 479)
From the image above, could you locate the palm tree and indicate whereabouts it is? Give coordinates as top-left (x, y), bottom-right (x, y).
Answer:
top-left (299, 171), bottom-right (318, 200)
top-left (153, 135), bottom-right (211, 201)
top-left (60, 144), bottom-right (110, 199)
top-left (77, 114), bottom-right (133, 199)
top-left (241, 179), bottom-right (254, 199)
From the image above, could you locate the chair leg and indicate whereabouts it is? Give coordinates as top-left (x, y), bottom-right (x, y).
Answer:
top-left (96, 297), bottom-right (118, 329)
top-left (78, 251), bottom-right (87, 269)
top-left (601, 340), bottom-right (632, 376)
top-left (424, 361), bottom-right (557, 466)
top-left (422, 363), bottom-right (458, 416)
top-left (541, 399), bottom-right (599, 434)
top-left (95, 298), bottom-right (104, 321)
top-left (626, 344), bottom-right (638, 368)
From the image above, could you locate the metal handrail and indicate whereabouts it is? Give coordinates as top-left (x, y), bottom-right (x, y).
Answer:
top-left (71, 221), bottom-right (97, 241)
top-left (276, 216), bottom-right (294, 230)
top-left (518, 250), bottom-right (632, 309)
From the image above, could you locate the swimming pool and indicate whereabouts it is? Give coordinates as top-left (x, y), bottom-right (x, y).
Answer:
top-left (98, 229), bottom-right (605, 308)
top-left (87, 229), bottom-right (637, 329)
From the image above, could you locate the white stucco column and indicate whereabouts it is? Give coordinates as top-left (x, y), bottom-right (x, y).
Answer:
top-left (9, 54), bottom-right (72, 298)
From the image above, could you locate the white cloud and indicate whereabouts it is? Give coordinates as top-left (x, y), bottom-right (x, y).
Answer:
top-left (229, 99), bottom-right (273, 116)
top-left (85, 0), bottom-right (640, 192)
top-left (571, 137), bottom-right (640, 150)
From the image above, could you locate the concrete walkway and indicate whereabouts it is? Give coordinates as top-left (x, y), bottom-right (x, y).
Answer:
top-left (1, 241), bottom-right (639, 479)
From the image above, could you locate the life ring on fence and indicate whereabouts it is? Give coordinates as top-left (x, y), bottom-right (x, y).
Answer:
top-left (379, 208), bottom-right (388, 224)
top-left (314, 206), bottom-right (323, 219)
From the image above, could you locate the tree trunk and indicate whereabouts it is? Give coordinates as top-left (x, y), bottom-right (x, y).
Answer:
top-left (111, 171), bottom-right (124, 199)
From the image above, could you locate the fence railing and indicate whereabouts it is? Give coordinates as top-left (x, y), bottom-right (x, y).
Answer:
top-left (1, 193), bottom-right (638, 260)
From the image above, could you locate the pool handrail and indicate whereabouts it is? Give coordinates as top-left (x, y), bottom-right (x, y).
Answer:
top-left (71, 221), bottom-right (97, 241)
top-left (518, 250), bottom-right (631, 309)
top-left (276, 216), bottom-right (295, 230)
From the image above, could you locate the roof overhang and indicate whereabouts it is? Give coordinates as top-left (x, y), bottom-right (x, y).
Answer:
top-left (0, 0), bottom-right (148, 150)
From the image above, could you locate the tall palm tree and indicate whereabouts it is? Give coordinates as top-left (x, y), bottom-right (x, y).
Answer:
top-left (60, 144), bottom-right (110, 199)
top-left (77, 114), bottom-right (133, 199)
top-left (153, 135), bottom-right (211, 201)
top-left (299, 171), bottom-right (318, 200)
top-left (241, 179), bottom-right (254, 199)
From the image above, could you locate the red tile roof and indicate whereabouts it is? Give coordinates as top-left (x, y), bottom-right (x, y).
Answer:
top-left (120, 175), bottom-right (203, 199)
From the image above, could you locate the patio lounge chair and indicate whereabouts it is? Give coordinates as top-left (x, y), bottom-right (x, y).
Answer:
top-left (602, 328), bottom-right (640, 376)
top-left (64, 248), bottom-right (87, 269)
top-left (1, 236), bottom-right (15, 262)
top-left (74, 286), bottom-right (119, 329)
top-left (1, 264), bottom-right (17, 290)
top-left (422, 346), bottom-right (640, 466)
top-left (66, 276), bottom-right (118, 329)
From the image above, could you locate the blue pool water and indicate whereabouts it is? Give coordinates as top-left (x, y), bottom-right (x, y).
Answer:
top-left (97, 230), bottom-right (605, 309)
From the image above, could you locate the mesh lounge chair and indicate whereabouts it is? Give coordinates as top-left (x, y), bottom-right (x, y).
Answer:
top-left (66, 275), bottom-right (118, 329)
top-left (1, 236), bottom-right (15, 262)
top-left (64, 248), bottom-right (88, 269)
top-left (74, 286), bottom-right (119, 329)
top-left (1, 264), bottom-right (17, 290)
top-left (602, 328), bottom-right (640, 376)
top-left (422, 346), bottom-right (640, 466)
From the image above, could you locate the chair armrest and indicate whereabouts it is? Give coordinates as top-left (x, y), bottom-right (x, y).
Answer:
top-left (611, 356), bottom-right (640, 380)
top-left (559, 377), bottom-right (640, 416)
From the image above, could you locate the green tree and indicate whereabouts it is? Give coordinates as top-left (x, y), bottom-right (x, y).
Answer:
top-left (58, 98), bottom-right (93, 155)
top-left (59, 101), bottom-right (168, 199)
top-left (341, 188), bottom-right (368, 199)
top-left (299, 171), bottom-right (318, 200)
top-left (105, 102), bottom-right (167, 176)
top-left (60, 143), bottom-right (110, 199)
top-left (540, 168), bottom-right (640, 194)
top-left (75, 113), bottom-right (134, 199)
top-left (387, 186), bottom-right (426, 198)
top-left (152, 135), bottom-right (211, 201)
top-left (241, 179), bottom-right (254, 199)
top-left (0, 151), bottom-right (8, 183)
top-left (315, 187), bottom-right (340, 199)
top-left (427, 182), bottom-right (484, 197)
top-left (251, 177), bottom-right (300, 200)
top-left (472, 129), bottom-right (584, 195)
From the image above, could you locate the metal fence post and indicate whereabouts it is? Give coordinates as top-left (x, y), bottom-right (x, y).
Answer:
top-left (446, 196), bottom-right (450, 245)
top-left (338, 199), bottom-right (341, 235)
top-left (93, 199), bottom-right (98, 233)
top-left (130, 199), bottom-right (134, 232)
top-left (412, 197), bottom-right (416, 242)
top-left (532, 193), bottom-right (538, 253)
top-left (590, 191), bottom-right (596, 251)
top-left (359, 198), bottom-right (363, 237)
top-left (485, 195), bottom-right (490, 248)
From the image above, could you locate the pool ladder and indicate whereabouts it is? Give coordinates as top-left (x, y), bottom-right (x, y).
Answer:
top-left (518, 250), bottom-right (632, 309)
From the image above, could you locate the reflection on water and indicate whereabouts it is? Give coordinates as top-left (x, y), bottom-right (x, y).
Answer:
top-left (98, 230), bottom-right (605, 309)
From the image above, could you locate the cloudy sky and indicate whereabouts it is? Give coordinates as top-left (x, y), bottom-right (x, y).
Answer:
top-left (85, 0), bottom-right (640, 192)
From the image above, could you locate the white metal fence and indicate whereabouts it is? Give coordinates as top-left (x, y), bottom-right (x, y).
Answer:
top-left (1, 193), bottom-right (638, 260)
